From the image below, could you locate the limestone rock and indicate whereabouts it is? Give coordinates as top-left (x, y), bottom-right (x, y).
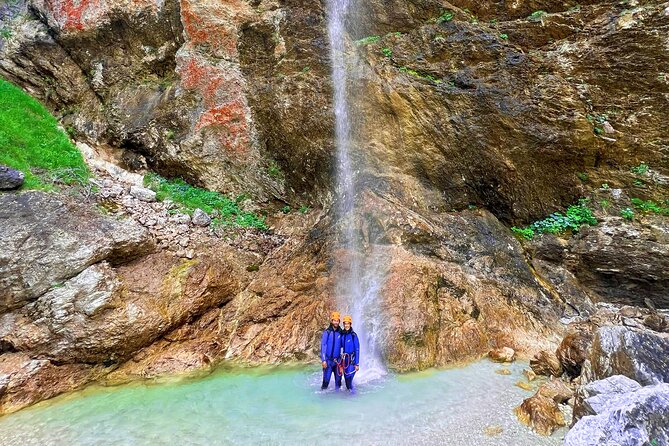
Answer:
top-left (129, 186), bottom-right (156, 202)
top-left (537, 378), bottom-right (574, 404)
top-left (587, 325), bottom-right (669, 385)
top-left (565, 382), bottom-right (669, 446)
top-left (0, 166), bottom-right (24, 190)
top-left (191, 208), bottom-right (211, 227)
top-left (573, 375), bottom-right (642, 420)
top-left (488, 347), bottom-right (516, 363)
top-left (556, 326), bottom-right (594, 378)
top-left (514, 393), bottom-right (566, 436)
top-left (530, 350), bottom-right (563, 377)
top-left (0, 191), bottom-right (152, 313)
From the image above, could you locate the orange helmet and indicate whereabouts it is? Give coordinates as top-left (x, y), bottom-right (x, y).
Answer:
top-left (343, 315), bottom-right (352, 324)
top-left (330, 311), bottom-right (341, 321)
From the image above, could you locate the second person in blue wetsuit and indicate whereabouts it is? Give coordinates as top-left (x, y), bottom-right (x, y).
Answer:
top-left (320, 311), bottom-right (342, 390)
top-left (340, 315), bottom-right (360, 393)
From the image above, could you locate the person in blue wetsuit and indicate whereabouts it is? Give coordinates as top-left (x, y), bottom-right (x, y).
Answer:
top-left (339, 315), bottom-right (360, 393)
top-left (320, 311), bottom-right (342, 390)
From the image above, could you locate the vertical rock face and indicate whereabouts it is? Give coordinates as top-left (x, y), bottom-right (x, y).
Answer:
top-left (2, 1), bottom-right (667, 217)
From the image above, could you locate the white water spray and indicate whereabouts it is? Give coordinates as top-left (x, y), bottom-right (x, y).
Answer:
top-left (327, 0), bottom-right (387, 383)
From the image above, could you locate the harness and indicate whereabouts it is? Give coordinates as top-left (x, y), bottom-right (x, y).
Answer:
top-left (336, 332), bottom-right (357, 377)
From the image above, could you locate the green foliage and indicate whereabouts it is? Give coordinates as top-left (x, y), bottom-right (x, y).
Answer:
top-left (267, 160), bottom-right (283, 179)
top-left (631, 198), bottom-right (669, 216)
top-left (165, 129), bottom-right (175, 140)
top-left (436, 11), bottom-right (454, 23)
top-left (599, 199), bottom-right (610, 210)
top-left (0, 28), bottom-right (12, 39)
top-left (621, 207), bottom-right (635, 221)
top-left (355, 35), bottom-right (380, 46)
top-left (298, 205), bottom-right (310, 214)
top-left (381, 47), bottom-right (393, 58)
top-left (511, 200), bottom-right (597, 240)
top-left (399, 66), bottom-right (442, 83)
top-left (633, 179), bottom-right (645, 187)
top-left (144, 173), bottom-right (267, 229)
top-left (499, 33), bottom-right (509, 40)
top-left (631, 162), bottom-right (649, 175)
top-left (601, 183), bottom-right (610, 190)
top-left (528, 10), bottom-right (547, 22)
top-left (301, 66), bottom-right (311, 74)
top-left (0, 79), bottom-right (89, 190)
top-left (281, 205), bottom-right (291, 214)
top-left (576, 172), bottom-right (589, 182)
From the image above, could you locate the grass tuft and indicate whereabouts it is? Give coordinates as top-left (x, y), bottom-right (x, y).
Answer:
top-left (144, 173), bottom-right (267, 229)
top-left (0, 78), bottom-right (89, 189)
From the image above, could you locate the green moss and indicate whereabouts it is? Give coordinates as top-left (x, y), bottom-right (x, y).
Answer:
top-left (144, 173), bottom-right (267, 230)
top-left (355, 35), bottom-right (380, 46)
top-left (0, 78), bottom-right (89, 189)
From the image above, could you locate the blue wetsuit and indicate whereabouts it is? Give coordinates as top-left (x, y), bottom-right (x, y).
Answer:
top-left (320, 324), bottom-right (342, 390)
top-left (340, 328), bottom-right (360, 392)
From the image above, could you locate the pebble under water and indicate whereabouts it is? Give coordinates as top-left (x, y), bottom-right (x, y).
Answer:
top-left (0, 361), bottom-right (565, 445)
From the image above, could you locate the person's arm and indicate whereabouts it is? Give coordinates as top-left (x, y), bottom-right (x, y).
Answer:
top-left (320, 330), bottom-right (328, 366)
top-left (354, 334), bottom-right (360, 367)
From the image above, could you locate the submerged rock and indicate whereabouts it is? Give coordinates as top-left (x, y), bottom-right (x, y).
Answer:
top-left (0, 166), bottom-right (24, 190)
top-left (565, 382), bottom-right (669, 446)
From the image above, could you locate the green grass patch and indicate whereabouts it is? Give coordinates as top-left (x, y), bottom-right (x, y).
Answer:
top-left (0, 78), bottom-right (89, 189)
top-left (399, 66), bottom-right (442, 83)
top-left (511, 199), bottom-right (597, 240)
top-left (355, 35), bottom-right (380, 46)
top-left (144, 173), bottom-right (267, 230)
top-left (631, 198), bottom-right (669, 216)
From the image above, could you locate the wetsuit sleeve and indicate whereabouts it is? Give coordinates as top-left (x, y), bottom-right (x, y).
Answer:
top-left (320, 330), bottom-right (328, 362)
top-left (354, 334), bottom-right (360, 366)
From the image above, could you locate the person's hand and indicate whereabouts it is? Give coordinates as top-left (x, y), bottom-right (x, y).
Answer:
top-left (355, 365), bottom-right (359, 372)
top-left (322, 361), bottom-right (327, 369)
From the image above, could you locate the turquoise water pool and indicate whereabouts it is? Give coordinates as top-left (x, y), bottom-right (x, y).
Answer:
top-left (0, 361), bottom-right (563, 445)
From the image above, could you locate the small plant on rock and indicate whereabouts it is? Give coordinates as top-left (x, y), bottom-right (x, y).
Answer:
top-left (528, 10), bottom-right (547, 22)
top-left (511, 199), bottom-right (597, 240)
top-left (621, 208), bottom-right (635, 221)
top-left (436, 11), bottom-right (454, 23)
top-left (631, 162), bottom-right (649, 175)
top-left (381, 47), bottom-right (393, 58)
top-left (499, 33), bottom-right (509, 40)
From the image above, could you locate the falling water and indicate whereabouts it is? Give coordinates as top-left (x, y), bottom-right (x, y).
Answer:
top-left (326, 0), bottom-right (386, 382)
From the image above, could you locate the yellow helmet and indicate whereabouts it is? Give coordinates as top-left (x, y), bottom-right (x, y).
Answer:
top-left (343, 315), bottom-right (352, 324)
top-left (330, 311), bottom-right (341, 321)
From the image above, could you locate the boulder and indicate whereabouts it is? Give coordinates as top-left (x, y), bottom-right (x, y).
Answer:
top-left (514, 392), bottom-right (566, 436)
top-left (530, 350), bottom-right (563, 377)
top-left (588, 325), bottom-right (669, 385)
top-left (565, 382), bottom-right (669, 446)
top-left (129, 186), bottom-right (157, 202)
top-left (488, 347), bottom-right (516, 363)
top-left (556, 326), bottom-right (594, 378)
top-left (0, 166), bottom-right (24, 190)
top-left (191, 208), bottom-right (211, 227)
top-left (538, 378), bottom-right (574, 404)
top-left (573, 375), bottom-right (642, 420)
top-left (0, 191), bottom-right (152, 313)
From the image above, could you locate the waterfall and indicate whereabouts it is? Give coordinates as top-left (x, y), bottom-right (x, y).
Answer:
top-left (327, 0), bottom-right (387, 383)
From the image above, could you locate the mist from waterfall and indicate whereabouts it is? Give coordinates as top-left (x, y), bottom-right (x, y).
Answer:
top-left (326, 0), bottom-right (387, 383)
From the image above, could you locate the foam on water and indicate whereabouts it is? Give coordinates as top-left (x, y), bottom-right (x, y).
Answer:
top-left (0, 361), bottom-right (565, 446)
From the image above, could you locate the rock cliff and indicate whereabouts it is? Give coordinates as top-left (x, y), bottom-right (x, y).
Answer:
top-left (1, 0), bottom-right (668, 423)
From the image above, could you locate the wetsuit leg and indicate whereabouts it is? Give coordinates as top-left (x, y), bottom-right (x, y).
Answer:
top-left (334, 365), bottom-right (342, 389)
top-left (344, 372), bottom-right (355, 392)
top-left (321, 363), bottom-right (332, 389)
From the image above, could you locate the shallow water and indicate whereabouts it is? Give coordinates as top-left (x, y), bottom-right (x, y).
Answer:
top-left (0, 361), bottom-right (564, 446)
